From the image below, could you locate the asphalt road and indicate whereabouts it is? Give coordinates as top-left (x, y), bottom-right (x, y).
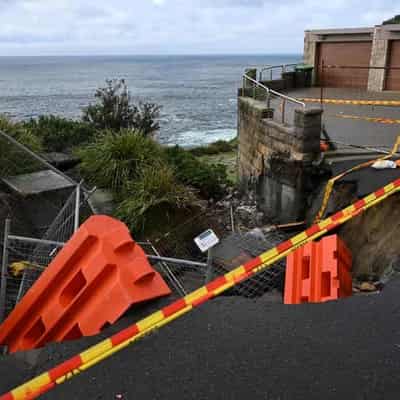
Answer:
top-left (288, 87), bottom-right (400, 147)
top-left (3, 277), bottom-right (400, 399)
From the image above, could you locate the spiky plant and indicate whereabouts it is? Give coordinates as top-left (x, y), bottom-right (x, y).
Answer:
top-left (77, 129), bottom-right (164, 192)
top-left (116, 162), bottom-right (197, 233)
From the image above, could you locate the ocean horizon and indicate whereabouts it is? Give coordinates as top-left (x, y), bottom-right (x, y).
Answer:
top-left (0, 54), bottom-right (301, 147)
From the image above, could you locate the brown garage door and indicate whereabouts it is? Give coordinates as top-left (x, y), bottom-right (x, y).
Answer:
top-left (385, 40), bottom-right (400, 91)
top-left (317, 41), bottom-right (372, 88)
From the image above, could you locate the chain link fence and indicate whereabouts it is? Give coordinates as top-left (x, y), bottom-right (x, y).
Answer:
top-left (0, 183), bottom-right (87, 322)
top-left (0, 206), bottom-right (289, 327)
top-left (0, 129), bottom-right (96, 322)
top-left (145, 209), bottom-right (287, 299)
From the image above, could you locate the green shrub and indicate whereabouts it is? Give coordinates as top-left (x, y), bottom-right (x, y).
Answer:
top-left (0, 116), bottom-right (42, 152)
top-left (78, 129), bottom-right (164, 193)
top-left (189, 139), bottom-right (236, 157)
top-left (82, 79), bottom-right (161, 136)
top-left (116, 162), bottom-right (196, 233)
top-left (165, 145), bottom-right (228, 198)
top-left (23, 115), bottom-right (97, 152)
top-left (0, 116), bottom-right (44, 177)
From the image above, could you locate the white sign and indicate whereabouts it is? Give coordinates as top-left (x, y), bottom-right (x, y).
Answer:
top-left (194, 229), bottom-right (220, 253)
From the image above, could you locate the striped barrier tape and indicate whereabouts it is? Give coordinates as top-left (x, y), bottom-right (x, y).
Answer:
top-left (314, 135), bottom-right (400, 223)
top-left (299, 98), bottom-right (400, 107)
top-left (2, 177), bottom-right (400, 400)
top-left (333, 114), bottom-right (400, 125)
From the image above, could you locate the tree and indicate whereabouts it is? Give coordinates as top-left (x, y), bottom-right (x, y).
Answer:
top-left (82, 79), bottom-right (161, 136)
top-left (383, 15), bottom-right (400, 25)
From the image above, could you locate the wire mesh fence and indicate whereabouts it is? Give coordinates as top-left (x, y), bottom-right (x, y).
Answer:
top-left (16, 187), bottom-right (82, 302)
top-left (0, 131), bottom-right (46, 179)
top-left (145, 209), bottom-right (287, 299)
top-left (212, 230), bottom-right (287, 298)
top-left (1, 197), bottom-right (289, 324)
top-left (0, 184), bottom-right (88, 321)
top-left (0, 129), bottom-right (97, 321)
top-left (140, 241), bottom-right (207, 297)
top-left (2, 235), bottom-right (63, 319)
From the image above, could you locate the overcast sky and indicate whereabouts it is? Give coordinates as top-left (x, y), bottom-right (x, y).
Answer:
top-left (0, 0), bottom-right (398, 56)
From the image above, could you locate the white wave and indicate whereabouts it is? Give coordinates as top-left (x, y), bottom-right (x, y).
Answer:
top-left (165, 128), bottom-right (237, 148)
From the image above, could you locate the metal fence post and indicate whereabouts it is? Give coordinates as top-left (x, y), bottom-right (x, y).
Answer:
top-left (205, 249), bottom-right (213, 284)
top-left (0, 219), bottom-right (11, 323)
top-left (74, 183), bottom-right (81, 232)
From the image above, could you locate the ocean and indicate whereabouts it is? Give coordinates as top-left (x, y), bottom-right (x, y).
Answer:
top-left (0, 54), bottom-right (300, 147)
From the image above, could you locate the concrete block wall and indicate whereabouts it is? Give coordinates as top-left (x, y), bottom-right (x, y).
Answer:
top-left (368, 26), bottom-right (391, 91)
top-left (238, 96), bottom-right (322, 223)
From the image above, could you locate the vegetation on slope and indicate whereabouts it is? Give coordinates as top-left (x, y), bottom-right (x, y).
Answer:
top-left (0, 79), bottom-right (235, 234)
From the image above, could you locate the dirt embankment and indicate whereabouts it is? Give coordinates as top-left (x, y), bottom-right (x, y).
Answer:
top-left (339, 193), bottom-right (400, 278)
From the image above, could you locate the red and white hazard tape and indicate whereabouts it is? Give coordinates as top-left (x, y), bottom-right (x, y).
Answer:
top-left (2, 177), bottom-right (400, 400)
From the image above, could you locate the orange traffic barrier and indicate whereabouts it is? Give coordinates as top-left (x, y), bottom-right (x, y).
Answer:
top-left (320, 140), bottom-right (329, 152)
top-left (284, 235), bottom-right (352, 304)
top-left (0, 215), bottom-right (171, 353)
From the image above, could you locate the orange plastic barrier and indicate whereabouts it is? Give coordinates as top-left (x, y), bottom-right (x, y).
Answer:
top-left (284, 235), bottom-right (352, 304)
top-left (0, 215), bottom-right (171, 353)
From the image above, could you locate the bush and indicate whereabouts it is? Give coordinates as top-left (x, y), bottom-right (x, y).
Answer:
top-left (165, 145), bottom-right (228, 198)
top-left (82, 79), bottom-right (161, 136)
top-left (0, 116), bottom-right (44, 176)
top-left (23, 115), bottom-right (97, 152)
top-left (78, 129), bottom-right (164, 193)
top-left (0, 116), bottom-right (43, 153)
top-left (116, 162), bottom-right (196, 233)
top-left (189, 139), bottom-right (236, 157)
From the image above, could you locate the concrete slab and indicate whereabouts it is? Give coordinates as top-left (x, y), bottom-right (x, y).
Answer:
top-left (2, 170), bottom-right (75, 196)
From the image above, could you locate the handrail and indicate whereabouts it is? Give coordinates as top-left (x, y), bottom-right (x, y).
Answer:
top-left (242, 73), bottom-right (305, 125)
top-left (242, 74), bottom-right (306, 108)
top-left (259, 63), bottom-right (298, 81)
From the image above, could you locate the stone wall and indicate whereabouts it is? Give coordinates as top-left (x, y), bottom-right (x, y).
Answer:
top-left (238, 96), bottom-right (322, 223)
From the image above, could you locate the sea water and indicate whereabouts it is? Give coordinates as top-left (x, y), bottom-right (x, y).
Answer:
top-left (0, 54), bottom-right (300, 147)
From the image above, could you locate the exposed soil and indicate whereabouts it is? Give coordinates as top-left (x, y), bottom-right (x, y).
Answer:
top-left (339, 193), bottom-right (400, 278)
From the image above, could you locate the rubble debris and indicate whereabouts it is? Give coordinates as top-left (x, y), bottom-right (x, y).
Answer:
top-left (359, 282), bottom-right (378, 292)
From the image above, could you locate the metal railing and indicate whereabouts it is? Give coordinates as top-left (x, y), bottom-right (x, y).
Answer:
top-left (259, 63), bottom-right (298, 81)
top-left (242, 73), bottom-right (306, 125)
